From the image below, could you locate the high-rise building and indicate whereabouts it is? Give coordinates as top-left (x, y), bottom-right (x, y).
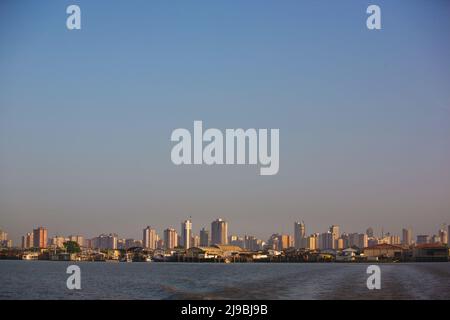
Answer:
top-left (267, 234), bottom-right (282, 251)
top-left (431, 234), bottom-right (441, 244)
top-left (69, 235), bottom-right (84, 247)
top-left (191, 235), bottom-right (200, 247)
top-left (244, 235), bottom-right (263, 251)
top-left (438, 226), bottom-right (448, 245)
top-left (22, 232), bottom-right (33, 249)
top-left (143, 226), bottom-right (157, 249)
top-left (1, 240), bottom-right (12, 248)
top-left (107, 234), bottom-right (118, 250)
top-left (294, 221), bottom-right (306, 249)
top-left (33, 227), bottom-right (48, 248)
top-left (402, 228), bottom-right (412, 245)
top-left (92, 233), bottom-right (117, 250)
top-left (366, 227), bottom-right (374, 238)
top-left (288, 235), bottom-right (294, 248)
top-left (329, 225), bottom-right (340, 249)
top-left (319, 232), bottom-right (334, 250)
top-left (164, 228), bottom-right (178, 249)
top-left (0, 229), bottom-right (11, 248)
top-left (117, 238), bottom-right (125, 250)
top-left (50, 236), bottom-right (66, 248)
top-left (340, 233), bottom-right (349, 248)
top-left (125, 238), bottom-right (142, 249)
top-left (228, 235), bottom-right (244, 248)
top-left (335, 238), bottom-right (344, 250)
top-left (358, 233), bottom-right (368, 248)
top-left (211, 218), bottom-right (228, 245)
top-left (305, 235), bottom-right (317, 250)
top-left (0, 229), bottom-right (7, 241)
top-left (84, 238), bottom-right (92, 249)
top-left (389, 235), bottom-right (401, 245)
top-left (348, 233), bottom-right (367, 249)
top-left (280, 234), bottom-right (292, 250)
top-left (416, 235), bottom-right (430, 245)
top-left (181, 219), bottom-right (192, 249)
top-left (199, 228), bottom-right (209, 247)
top-left (348, 233), bottom-right (357, 248)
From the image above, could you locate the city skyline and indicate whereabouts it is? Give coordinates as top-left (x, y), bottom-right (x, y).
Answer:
top-left (2, 218), bottom-right (449, 250)
top-left (1, 1), bottom-right (450, 246)
top-left (3, 216), bottom-right (449, 247)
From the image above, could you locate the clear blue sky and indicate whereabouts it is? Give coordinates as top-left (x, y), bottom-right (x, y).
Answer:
top-left (1, 0), bottom-right (450, 244)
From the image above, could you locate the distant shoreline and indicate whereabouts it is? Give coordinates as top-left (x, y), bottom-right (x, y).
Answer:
top-left (1, 258), bottom-right (449, 264)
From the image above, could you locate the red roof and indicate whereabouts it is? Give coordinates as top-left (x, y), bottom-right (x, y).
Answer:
top-left (415, 243), bottom-right (448, 249)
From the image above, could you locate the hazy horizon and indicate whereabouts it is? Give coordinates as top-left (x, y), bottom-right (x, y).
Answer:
top-left (1, 0), bottom-right (450, 245)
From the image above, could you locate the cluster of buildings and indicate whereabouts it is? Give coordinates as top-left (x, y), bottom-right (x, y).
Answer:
top-left (0, 229), bottom-right (12, 248)
top-left (0, 221), bottom-right (449, 263)
top-left (18, 227), bottom-right (84, 250)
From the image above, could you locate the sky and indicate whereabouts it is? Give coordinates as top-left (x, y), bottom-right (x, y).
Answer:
top-left (1, 0), bottom-right (450, 245)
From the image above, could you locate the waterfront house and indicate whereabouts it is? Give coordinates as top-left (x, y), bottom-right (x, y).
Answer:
top-left (186, 245), bottom-right (243, 260)
top-left (363, 243), bottom-right (405, 261)
top-left (187, 246), bottom-right (223, 259)
top-left (336, 248), bottom-right (357, 262)
top-left (214, 245), bottom-right (243, 257)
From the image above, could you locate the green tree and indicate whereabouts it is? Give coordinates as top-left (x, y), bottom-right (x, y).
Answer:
top-left (63, 241), bottom-right (81, 253)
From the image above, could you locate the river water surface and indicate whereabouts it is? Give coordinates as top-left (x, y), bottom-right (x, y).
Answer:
top-left (1, 261), bottom-right (449, 299)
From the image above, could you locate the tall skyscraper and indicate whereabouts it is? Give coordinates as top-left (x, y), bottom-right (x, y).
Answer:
top-left (143, 226), bottom-right (157, 249)
top-left (366, 227), bottom-right (374, 238)
top-left (330, 225), bottom-right (340, 238)
top-left (348, 233), bottom-right (356, 247)
top-left (33, 227), bottom-right (48, 248)
top-left (438, 226), bottom-right (448, 245)
top-left (164, 228), bottom-right (178, 249)
top-left (199, 228), bottom-right (209, 247)
top-left (294, 221), bottom-right (306, 249)
top-left (358, 233), bottom-right (368, 248)
top-left (181, 219), bottom-right (192, 249)
top-left (329, 225), bottom-right (340, 249)
top-left (402, 228), bottom-right (412, 245)
top-left (211, 218), bottom-right (228, 245)
top-left (305, 234), bottom-right (318, 250)
top-left (21, 232), bottom-right (33, 249)
top-left (319, 232), bottom-right (334, 250)
top-left (280, 234), bottom-right (292, 249)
